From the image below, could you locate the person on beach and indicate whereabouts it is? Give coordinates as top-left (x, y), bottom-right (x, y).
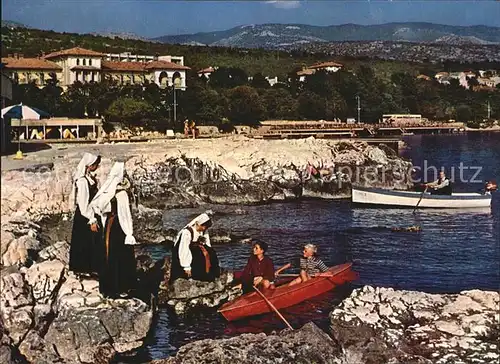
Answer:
top-left (69, 153), bottom-right (102, 278)
top-left (90, 162), bottom-right (139, 298)
top-left (305, 161), bottom-right (322, 181)
top-left (170, 212), bottom-right (220, 282)
top-left (485, 180), bottom-right (498, 194)
top-left (238, 241), bottom-right (275, 293)
top-left (277, 243), bottom-right (329, 286)
top-left (190, 120), bottom-right (198, 139)
top-left (426, 171), bottom-right (452, 195)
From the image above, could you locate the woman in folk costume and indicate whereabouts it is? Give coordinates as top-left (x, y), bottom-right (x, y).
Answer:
top-left (170, 212), bottom-right (221, 283)
top-left (90, 162), bottom-right (138, 298)
top-left (69, 152), bottom-right (102, 277)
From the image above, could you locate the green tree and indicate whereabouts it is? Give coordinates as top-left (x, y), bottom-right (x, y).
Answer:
top-left (455, 105), bottom-right (473, 123)
top-left (210, 67), bottom-right (248, 89)
top-left (228, 86), bottom-right (265, 125)
top-left (250, 73), bottom-right (270, 89)
top-left (262, 88), bottom-right (298, 120)
top-left (297, 91), bottom-right (327, 120)
top-left (194, 88), bottom-right (227, 124)
top-left (104, 97), bottom-right (155, 127)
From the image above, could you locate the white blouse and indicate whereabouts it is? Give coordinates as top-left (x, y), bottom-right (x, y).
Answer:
top-left (116, 190), bottom-right (137, 245)
top-left (176, 228), bottom-right (211, 272)
top-left (76, 175), bottom-right (97, 225)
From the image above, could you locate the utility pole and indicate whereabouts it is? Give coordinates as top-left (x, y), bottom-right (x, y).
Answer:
top-left (355, 95), bottom-right (361, 123)
top-left (173, 85), bottom-right (177, 123)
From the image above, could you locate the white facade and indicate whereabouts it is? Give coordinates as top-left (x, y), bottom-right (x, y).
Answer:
top-left (106, 52), bottom-right (154, 63)
top-left (48, 55), bottom-right (103, 86)
top-left (105, 53), bottom-right (185, 66)
top-left (319, 65), bottom-right (342, 73)
top-left (266, 76), bottom-right (278, 87)
top-left (154, 70), bottom-right (186, 89)
top-left (158, 55), bottom-right (184, 66)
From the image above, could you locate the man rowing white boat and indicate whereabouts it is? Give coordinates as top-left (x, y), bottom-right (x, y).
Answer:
top-left (426, 171), bottom-right (452, 195)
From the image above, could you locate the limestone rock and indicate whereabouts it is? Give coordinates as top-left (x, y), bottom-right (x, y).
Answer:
top-left (165, 272), bottom-right (239, 313)
top-left (153, 322), bottom-right (341, 364)
top-left (44, 298), bottom-right (152, 363)
top-left (24, 260), bottom-right (65, 303)
top-left (0, 271), bottom-right (33, 309)
top-left (330, 286), bottom-right (499, 363)
top-left (38, 240), bottom-right (70, 266)
top-left (1, 306), bottom-right (33, 345)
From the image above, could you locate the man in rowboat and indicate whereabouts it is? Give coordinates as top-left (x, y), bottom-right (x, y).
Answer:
top-left (237, 241), bottom-right (275, 293)
top-left (277, 244), bottom-right (329, 286)
top-left (426, 171), bottom-right (452, 195)
top-left (485, 181), bottom-right (497, 194)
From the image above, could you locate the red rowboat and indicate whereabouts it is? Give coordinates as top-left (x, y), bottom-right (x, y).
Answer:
top-left (218, 262), bottom-right (357, 322)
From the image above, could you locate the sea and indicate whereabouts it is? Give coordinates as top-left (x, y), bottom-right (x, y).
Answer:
top-left (119, 132), bottom-right (500, 363)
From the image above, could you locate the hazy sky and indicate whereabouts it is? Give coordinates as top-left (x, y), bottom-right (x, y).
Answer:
top-left (2, 0), bottom-right (499, 38)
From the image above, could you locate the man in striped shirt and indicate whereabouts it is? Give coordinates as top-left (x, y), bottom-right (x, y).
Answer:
top-left (278, 244), bottom-right (329, 286)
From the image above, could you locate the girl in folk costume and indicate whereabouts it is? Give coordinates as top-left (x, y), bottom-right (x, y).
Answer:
top-left (90, 162), bottom-right (138, 298)
top-left (69, 152), bottom-right (102, 277)
top-left (170, 212), bottom-right (221, 283)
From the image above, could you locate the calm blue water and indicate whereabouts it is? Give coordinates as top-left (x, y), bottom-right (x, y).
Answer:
top-left (120, 133), bottom-right (500, 363)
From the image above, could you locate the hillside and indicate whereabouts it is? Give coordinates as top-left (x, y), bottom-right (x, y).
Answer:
top-left (1, 26), bottom-right (439, 80)
top-left (154, 22), bottom-right (500, 48)
top-left (1, 20), bottom-right (28, 29)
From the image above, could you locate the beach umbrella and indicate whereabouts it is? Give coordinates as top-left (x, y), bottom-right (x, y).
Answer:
top-left (1, 103), bottom-right (50, 120)
top-left (1, 103), bottom-right (50, 159)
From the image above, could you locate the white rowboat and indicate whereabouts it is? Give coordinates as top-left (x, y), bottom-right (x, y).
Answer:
top-left (352, 187), bottom-right (492, 208)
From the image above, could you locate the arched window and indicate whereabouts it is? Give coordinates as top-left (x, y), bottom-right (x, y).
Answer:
top-left (172, 71), bottom-right (182, 88)
top-left (159, 71), bottom-right (169, 87)
top-left (83, 59), bottom-right (86, 66)
top-left (76, 59), bottom-right (80, 66)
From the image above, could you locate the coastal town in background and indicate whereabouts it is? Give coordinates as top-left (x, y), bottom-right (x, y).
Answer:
top-left (1, 18), bottom-right (499, 152)
top-left (1, 1), bottom-right (499, 364)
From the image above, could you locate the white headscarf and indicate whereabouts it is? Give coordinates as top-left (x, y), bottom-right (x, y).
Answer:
top-left (174, 211), bottom-right (213, 246)
top-left (90, 162), bottom-right (138, 245)
top-left (90, 161), bottom-right (125, 218)
top-left (69, 152), bottom-right (99, 208)
top-left (185, 212), bottom-right (212, 229)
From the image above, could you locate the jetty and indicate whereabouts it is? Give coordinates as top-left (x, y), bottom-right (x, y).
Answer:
top-left (253, 120), bottom-right (466, 139)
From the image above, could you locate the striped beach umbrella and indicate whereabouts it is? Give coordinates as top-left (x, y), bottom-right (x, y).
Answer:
top-left (1, 103), bottom-right (50, 159)
top-left (1, 103), bottom-right (50, 120)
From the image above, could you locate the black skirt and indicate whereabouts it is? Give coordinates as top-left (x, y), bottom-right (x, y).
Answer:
top-left (170, 239), bottom-right (220, 283)
top-left (69, 208), bottom-right (102, 275)
top-left (99, 210), bottom-right (137, 298)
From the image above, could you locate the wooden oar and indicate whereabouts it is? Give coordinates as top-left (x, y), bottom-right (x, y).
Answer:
top-left (253, 285), bottom-right (293, 330)
top-left (413, 186), bottom-right (428, 214)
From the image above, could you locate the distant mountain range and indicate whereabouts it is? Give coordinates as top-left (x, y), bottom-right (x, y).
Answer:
top-left (1, 20), bottom-right (29, 29)
top-left (153, 22), bottom-right (500, 49)
top-left (90, 31), bottom-right (155, 42)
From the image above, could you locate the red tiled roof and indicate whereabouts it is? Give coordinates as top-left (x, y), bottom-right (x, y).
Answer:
top-left (416, 74), bottom-right (431, 80)
top-left (144, 60), bottom-right (190, 70)
top-left (1, 57), bottom-right (62, 70)
top-left (101, 60), bottom-right (190, 72)
top-left (308, 61), bottom-right (343, 69)
top-left (101, 61), bottom-right (146, 72)
top-left (198, 67), bottom-right (214, 74)
top-left (297, 69), bottom-right (315, 76)
top-left (43, 47), bottom-right (104, 59)
top-left (70, 66), bottom-right (101, 71)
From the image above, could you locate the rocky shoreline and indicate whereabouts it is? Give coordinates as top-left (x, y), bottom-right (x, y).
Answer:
top-left (1, 137), bottom-right (497, 363)
top-left (156, 286), bottom-right (499, 364)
